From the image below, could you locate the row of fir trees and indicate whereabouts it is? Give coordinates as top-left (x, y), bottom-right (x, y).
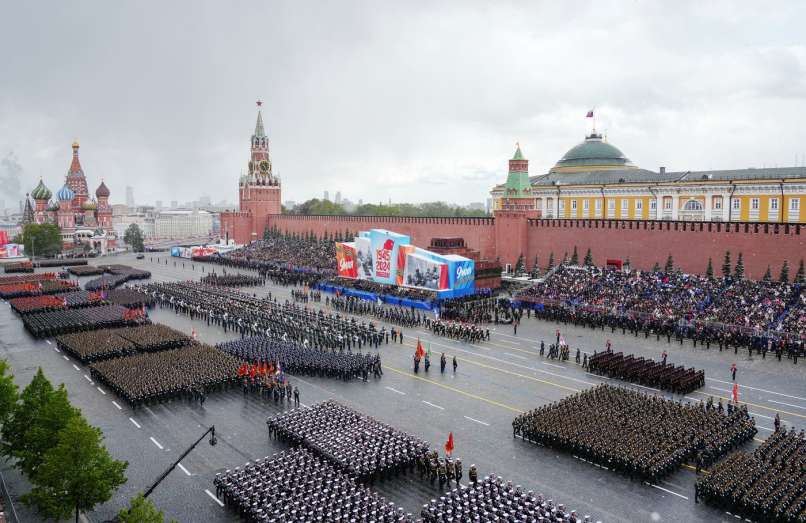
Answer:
top-left (0, 362), bottom-right (175, 523)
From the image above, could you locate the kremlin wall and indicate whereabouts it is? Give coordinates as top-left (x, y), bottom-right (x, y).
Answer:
top-left (222, 105), bottom-right (806, 279)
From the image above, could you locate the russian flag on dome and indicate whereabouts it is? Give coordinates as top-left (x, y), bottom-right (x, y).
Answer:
top-left (586, 109), bottom-right (594, 118)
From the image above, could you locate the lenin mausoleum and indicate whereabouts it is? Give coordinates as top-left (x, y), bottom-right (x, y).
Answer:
top-left (221, 104), bottom-right (806, 279)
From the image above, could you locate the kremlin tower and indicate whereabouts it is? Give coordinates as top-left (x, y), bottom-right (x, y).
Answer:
top-left (220, 101), bottom-right (282, 244)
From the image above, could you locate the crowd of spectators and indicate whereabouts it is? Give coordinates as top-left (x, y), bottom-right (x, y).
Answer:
top-left (517, 265), bottom-right (805, 358)
top-left (267, 400), bottom-right (430, 484)
top-left (512, 384), bottom-right (757, 483)
top-left (322, 278), bottom-right (437, 302)
top-left (697, 428), bottom-right (806, 521)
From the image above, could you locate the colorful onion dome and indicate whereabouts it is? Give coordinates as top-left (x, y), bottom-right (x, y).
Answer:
top-left (81, 199), bottom-right (97, 210)
top-left (95, 180), bottom-right (110, 198)
top-left (56, 182), bottom-right (75, 201)
top-left (47, 200), bottom-right (60, 211)
top-left (31, 179), bottom-right (52, 200)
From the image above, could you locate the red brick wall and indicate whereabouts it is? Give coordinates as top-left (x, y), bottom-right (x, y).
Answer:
top-left (220, 211), bottom-right (254, 245)
top-left (526, 219), bottom-right (806, 279)
top-left (267, 214), bottom-right (497, 260)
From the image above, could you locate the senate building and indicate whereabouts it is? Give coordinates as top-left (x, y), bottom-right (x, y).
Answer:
top-left (490, 131), bottom-right (806, 223)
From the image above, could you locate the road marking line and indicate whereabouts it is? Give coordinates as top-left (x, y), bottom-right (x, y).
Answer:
top-left (384, 366), bottom-right (524, 414)
top-left (97, 387), bottom-right (106, 395)
top-left (586, 373), bottom-right (611, 380)
top-left (53, 346), bottom-right (60, 352)
top-left (150, 437), bottom-right (164, 450)
top-left (709, 386), bottom-right (732, 393)
top-left (691, 391), bottom-right (806, 420)
top-left (384, 386), bottom-right (406, 395)
top-left (129, 417), bottom-right (141, 429)
top-left (757, 425), bottom-right (773, 431)
top-left (84, 375), bottom-right (92, 382)
top-left (45, 340), bottom-right (52, 345)
top-left (178, 462), bottom-right (191, 476)
top-left (422, 400), bottom-right (445, 410)
top-left (769, 399), bottom-right (806, 410)
top-left (63, 355), bottom-right (69, 360)
top-left (72, 364), bottom-right (80, 371)
top-left (684, 396), bottom-right (701, 402)
top-left (647, 483), bottom-right (689, 500)
top-left (205, 489), bottom-right (224, 507)
top-left (708, 378), bottom-right (806, 402)
top-left (464, 416), bottom-right (489, 426)
top-left (542, 362), bottom-right (565, 369)
top-left (504, 352), bottom-right (528, 360)
top-left (750, 411), bottom-right (773, 420)
top-left (112, 401), bottom-right (122, 410)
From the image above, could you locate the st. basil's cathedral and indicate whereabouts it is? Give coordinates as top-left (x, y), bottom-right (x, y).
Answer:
top-left (22, 141), bottom-right (116, 252)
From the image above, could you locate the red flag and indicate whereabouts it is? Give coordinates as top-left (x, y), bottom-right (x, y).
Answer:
top-left (732, 383), bottom-right (739, 403)
top-left (191, 328), bottom-right (197, 339)
top-left (444, 432), bottom-right (454, 456)
top-left (586, 110), bottom-right (594, 118)
top-left (415, 338), bottom-right (425, 360)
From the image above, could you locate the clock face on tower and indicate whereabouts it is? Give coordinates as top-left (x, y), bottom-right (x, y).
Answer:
top-left (259, 160), bottom-right (270, 173)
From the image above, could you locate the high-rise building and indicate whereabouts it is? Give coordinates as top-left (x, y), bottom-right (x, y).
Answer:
top-left (323, 191), bottom-right (330, 201)
top-left (155, 200), bottom-right (163, 210)
top-left (170, 200), bottom-right (178, 209)
top-left (125, 186), bottom-right (134, 208)
top-left (335, 191), bottom-right (342, 204)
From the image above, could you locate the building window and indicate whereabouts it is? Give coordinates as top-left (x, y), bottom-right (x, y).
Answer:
top-left (650, 200), bottom-right (657, 210)
top-left (791, 198), bottom-right (800, 211)
top-left (595, 200), bottom-right (602, 211)
top-left (535, 198), bottom-right (543, 210)
top-left (713, 196), bottom-right (722, 210)
top-left (732, 199), bottom-right (740, 210)
top-left (559, 200), bottom-right (565, 212)
top-left (663, 197), bottom-right (672, 210)
top-left (683, 200), bottom-right (703, 211)
top-left (770, 198), bottom-right (778, 211)
top-left (751, 198), bottom-right (759, 210)
top-left (608, 200), bottom-right (615, 211)
top-left (571, 200), bottom-right (577, 210)
top-left (635, 200), bottom-right (643, 211)
top-left (620, 199), bottom-right (628, 212)
top-left (583, 199), bottom-right (589, 211)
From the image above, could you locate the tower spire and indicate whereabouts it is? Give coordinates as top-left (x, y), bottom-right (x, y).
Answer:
top-left (254, 100), bottom-right (266, 138)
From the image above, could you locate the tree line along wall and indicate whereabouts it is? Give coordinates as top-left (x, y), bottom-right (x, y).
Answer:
top-left (266, 214), bottom-right (498, 259)
top-left (525, 219), bottom-right (805, 279)
top-left (264, 213), bottom-right (804, 280)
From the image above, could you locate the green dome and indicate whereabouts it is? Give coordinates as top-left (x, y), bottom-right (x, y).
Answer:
top-left (47, 200), bottom-right (60, 211)
top-left (31, 179), bottom-right (52, 200)
top-left (553, 133), bottom-right (635, 172)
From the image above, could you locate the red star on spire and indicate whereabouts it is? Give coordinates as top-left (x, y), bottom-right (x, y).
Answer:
top-left (256, 100), bottom-right (263, 107)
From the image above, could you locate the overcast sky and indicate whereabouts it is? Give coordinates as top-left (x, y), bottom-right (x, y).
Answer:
top-left (2, 1), bottom-right (805, 208)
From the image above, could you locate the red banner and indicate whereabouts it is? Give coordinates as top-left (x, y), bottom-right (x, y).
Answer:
top-left (335, 242), bottom-right (358, 279)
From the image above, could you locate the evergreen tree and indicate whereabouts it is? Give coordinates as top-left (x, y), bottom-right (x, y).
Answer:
top-left (779, 260), bottom-right (790, 283)
top-left (706, 258), bottom-right (714, 278)
top-left (514, 253), bottom-right (526, 275)
top-left (3, 371), bottom-right (79, 478)
top-left (734, 253), bottom-right (745, 279)
top-left (22, 415), bottom-right (127, 523)
top-left (652, 261), bottom-right (661, 273)
top-left (562, 251), bottom-right (568, 264)
top-left (123, 223), bottom-right (145, 253)
top-left (795, 259), bottom-right (805, 284)
top-left (118, 493), bottom-right (177, 523)
top-left (0, 360), bottom-right (18, 427)
top-left (530, 256), bottom-right (540, 279)
top-left (583, 248), bottom-right (593, 267)
top-left (570, 246), bottom-right (579, 266)
top-left (19, 223), bottom-right (63, 258)
top-left (664, 254), bottom-right (674, 273)
top-left (722, 251), bottom-right (732, 278)
top-left (763, 266), bottom-right (772, 282)
top-left (547, 252), bottom-right (555, 271)
top-left (624, 257), bottom-right (631, 269)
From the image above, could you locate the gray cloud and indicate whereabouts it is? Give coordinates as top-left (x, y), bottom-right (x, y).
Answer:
top-left (1, 1), bottom-right (805, 206)
top-left (0, 153), bottom-right (24, 209)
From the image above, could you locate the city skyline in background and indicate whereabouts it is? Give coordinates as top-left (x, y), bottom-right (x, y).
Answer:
top-left (2, 2), bottom-right (806, 212)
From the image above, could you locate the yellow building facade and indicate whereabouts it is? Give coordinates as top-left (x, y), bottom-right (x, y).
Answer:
top-left (491, 132), bottom-right (806, 223)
